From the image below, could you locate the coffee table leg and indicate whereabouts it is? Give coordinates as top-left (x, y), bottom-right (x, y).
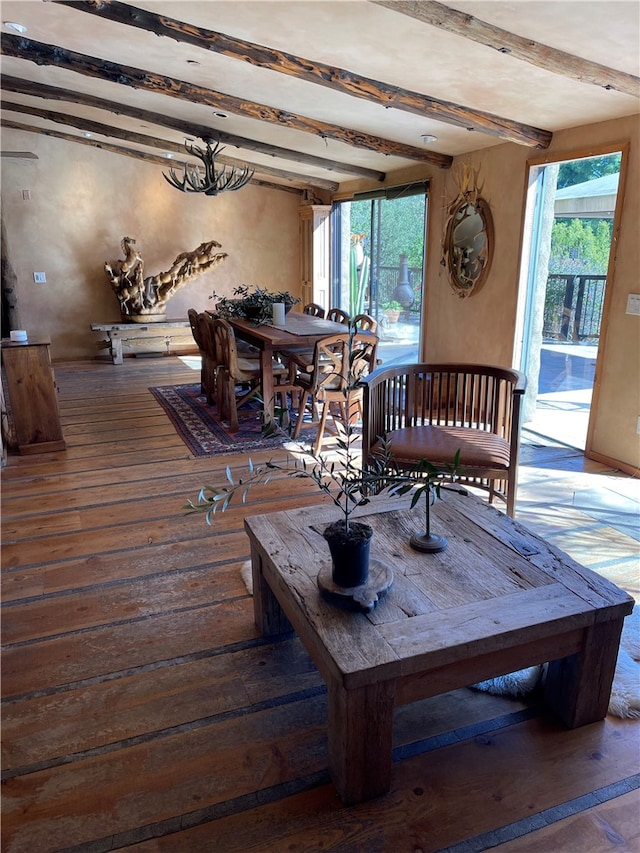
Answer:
top-left (327, 676), bottom-right (395, 804)
top-left (251, 546), bottom-right (293, 637)
top-left (544, 618), bottom-right (624, 728)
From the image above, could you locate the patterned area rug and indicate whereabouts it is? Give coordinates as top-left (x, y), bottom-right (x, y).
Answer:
top-left (149, 383), bottom-right (298, 456)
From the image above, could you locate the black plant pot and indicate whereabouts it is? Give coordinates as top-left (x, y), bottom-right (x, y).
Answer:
top-left (323, 521), bottom-right (373, 588)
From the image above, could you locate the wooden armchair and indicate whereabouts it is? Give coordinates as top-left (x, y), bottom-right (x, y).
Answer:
top-left (361, 363), bottom-right (526, 516)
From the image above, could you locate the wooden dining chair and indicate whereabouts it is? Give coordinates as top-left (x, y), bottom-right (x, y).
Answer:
top-left (187, 308), bottom-right (206, 393)
top-left (352, 313), bottom-right (378, 334)
top-left (211, 318), bottom-right (294, 432)
top-left (326, 307), bottom-right (350, 325)
top-left (303, 302), bottom-right (325, 318)
top-left (198, 312), bottom-right (220, 405)
top-left (292, 332), bottom-right (378, 454)
top-left (352, 314), bottom-right (382, 366)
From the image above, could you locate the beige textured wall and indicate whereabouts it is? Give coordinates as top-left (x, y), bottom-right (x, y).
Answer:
top-left (1, 130), bottom-right (301, 360)
top-left (338, 115), bottom-right (639, 471)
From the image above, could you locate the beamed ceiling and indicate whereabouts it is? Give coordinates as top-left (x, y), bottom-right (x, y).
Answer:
top-left (1, 0), bottom-right (638, 195)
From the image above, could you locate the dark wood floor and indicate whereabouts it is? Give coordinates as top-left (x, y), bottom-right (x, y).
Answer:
top-left (2, 357), bottom-right (639, 853)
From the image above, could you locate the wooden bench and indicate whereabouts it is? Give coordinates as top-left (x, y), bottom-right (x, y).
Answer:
top-left (91, 321), bottom-right (197, 364)
top-left (362, 363), bottom-right (526, 516)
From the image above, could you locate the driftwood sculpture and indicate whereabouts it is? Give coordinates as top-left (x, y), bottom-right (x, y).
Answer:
top-left (104, 237), bottom-right (228, 320)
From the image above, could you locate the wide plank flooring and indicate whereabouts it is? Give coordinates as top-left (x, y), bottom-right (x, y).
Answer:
top-left (2, 356), bottom-right (638, 853)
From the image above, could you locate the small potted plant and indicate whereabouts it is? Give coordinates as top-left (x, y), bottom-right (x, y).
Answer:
top-left (210, 285), bottom-right (300, 324)
top-left (185, 325), bottom-right (460, 593)
top-left (381, 300), bottom-right (402, 323)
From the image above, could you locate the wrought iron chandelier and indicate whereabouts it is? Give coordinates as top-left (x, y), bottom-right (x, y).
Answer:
top-left (163, 139), bottom-right (254, 196)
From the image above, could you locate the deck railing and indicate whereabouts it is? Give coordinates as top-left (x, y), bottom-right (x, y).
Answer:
top-left (367, 266), bottom-right (606, 341)
top-left (543, 274), bottom-right (606, 341)
top-left (371, 264), bottom-right (423, 317)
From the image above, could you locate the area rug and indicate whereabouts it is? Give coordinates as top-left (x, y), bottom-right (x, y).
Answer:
top-left (149, 383), bottom-right (298, 456)
top-left (240, 557), bottom-right (640, 720)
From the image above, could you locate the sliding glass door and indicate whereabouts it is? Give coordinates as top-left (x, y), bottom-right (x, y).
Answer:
top-left (331, 184), bottom-right (428, 364)
top-left (516, 151), bottom-right (622, 450)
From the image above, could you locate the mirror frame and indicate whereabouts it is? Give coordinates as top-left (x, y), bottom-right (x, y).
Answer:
top-left (443, 196), bottom-right (494, 298)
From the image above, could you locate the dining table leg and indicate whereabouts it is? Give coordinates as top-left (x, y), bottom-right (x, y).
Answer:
top-left (259, 345), bottom-right (275, 420)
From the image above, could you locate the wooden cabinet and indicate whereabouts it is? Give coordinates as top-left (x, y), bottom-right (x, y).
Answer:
top-left (1, 337), bottom-right (65, 454)
top-left (299, 205), bottom-right (331, 310)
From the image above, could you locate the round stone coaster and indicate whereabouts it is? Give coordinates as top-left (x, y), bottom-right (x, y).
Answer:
top-left (317, 559), bottom-right (394, 613)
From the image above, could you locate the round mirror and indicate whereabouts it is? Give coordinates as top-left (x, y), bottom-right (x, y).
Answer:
top-left (444, 197), bottom-right (494, 298)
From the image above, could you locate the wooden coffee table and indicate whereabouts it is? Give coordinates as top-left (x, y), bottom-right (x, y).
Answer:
top-left (244, 492), bottom-right (633, 805)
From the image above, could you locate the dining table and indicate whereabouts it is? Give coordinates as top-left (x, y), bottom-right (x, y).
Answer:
top-left (227, 312), bottom-right (350, 419)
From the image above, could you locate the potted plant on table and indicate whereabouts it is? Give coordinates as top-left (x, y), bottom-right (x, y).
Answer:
top-left (185, 325), bottom-right (460, 597)
top-left (210, 284), bottom-right (300, 324)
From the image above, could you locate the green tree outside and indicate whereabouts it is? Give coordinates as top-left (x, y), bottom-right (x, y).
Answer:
top-left (349, 196), bottom-right (425, 268)
top-left (556, 153), bottom-right (621, 189)
top-left (550, 218), bottom-right (613, 275)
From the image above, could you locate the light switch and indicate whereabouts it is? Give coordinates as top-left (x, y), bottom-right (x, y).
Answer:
top-left (626, 293), bottom-right (640, 315)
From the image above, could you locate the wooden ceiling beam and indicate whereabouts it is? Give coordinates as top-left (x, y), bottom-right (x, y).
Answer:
top-left (1, 99), bottom-right (340, 191)
top-left (0, 34), bottom-right (452, 168)
top-left (372, 1), bottom-right (640, 98)
top-left (54, 0), bottom-right (551, 148)
top-left (1, 75), bottom-right (386, 182)
top-left (1, 118), bottom-right (303, 195)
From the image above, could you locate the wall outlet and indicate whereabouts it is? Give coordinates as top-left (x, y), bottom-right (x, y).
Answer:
top-left (637, 416), bottom-right (640, 435)
top-left (33, 272), bottom-right (46, 284)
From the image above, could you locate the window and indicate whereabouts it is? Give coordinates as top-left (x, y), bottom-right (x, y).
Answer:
top-left (331, 182), bottom-right (428, 364)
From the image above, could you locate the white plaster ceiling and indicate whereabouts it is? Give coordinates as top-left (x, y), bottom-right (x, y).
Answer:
top-left (1, 0), bottom-right (638, 191)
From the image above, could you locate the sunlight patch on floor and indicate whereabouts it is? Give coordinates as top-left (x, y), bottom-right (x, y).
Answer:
top-left (178, 355), bottom-right (201, 371)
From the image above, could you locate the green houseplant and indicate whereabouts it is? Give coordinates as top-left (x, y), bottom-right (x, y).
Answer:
top-left (381, 300), bottom-right (402, 323)
top-left (186, 325), bottom-right (460, 590)
top-left (210, 284), bottom-right (300, 324)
